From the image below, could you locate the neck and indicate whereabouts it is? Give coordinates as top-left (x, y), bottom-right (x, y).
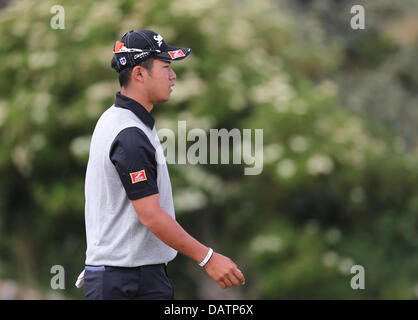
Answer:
top-left (120, 86), bottom-right (153, 112)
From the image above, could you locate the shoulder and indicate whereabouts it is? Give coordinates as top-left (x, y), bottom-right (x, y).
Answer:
top-left (109, 126), bottom-right (156, 162)
top-left (112, 127), bottom-right (153, 147)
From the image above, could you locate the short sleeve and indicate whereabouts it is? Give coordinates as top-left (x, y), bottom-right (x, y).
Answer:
top-left (109, 127), bottom-right (158, 200)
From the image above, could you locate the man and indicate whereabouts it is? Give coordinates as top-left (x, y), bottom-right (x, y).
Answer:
top-left (79, 29), bottom-right (245, 300)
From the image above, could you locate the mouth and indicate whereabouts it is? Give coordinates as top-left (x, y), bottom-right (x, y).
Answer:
top-left (169, 83), bottom-right (175, 92)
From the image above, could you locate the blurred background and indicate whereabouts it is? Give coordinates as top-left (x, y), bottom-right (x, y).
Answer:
top-left (0, 0), bottom-right (417, 299)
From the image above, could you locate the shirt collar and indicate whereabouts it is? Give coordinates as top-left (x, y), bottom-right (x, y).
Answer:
top-left (114, 92), bottom-right (155, 129)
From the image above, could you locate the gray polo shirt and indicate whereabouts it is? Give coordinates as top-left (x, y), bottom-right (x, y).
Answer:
top-left (84, 92), bottom-right (177, 267)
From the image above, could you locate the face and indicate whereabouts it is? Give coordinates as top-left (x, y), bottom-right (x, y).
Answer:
top-left (144, 59), bottom-right (176, 104)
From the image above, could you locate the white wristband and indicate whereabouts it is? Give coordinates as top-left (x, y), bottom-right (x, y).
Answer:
top-left (199, 248), bottom-right (213, 267)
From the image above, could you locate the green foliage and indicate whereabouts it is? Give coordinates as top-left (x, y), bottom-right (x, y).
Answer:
top-left (0, 0), bottom-right (417, 299)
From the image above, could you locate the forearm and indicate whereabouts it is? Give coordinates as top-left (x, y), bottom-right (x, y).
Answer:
top-left (132, 195), bottom-right (245, 289)
top-left (144, 207), bottom-right (209, 264)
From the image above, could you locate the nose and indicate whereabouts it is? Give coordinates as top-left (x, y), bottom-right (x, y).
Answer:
top-left (169, 67), bottom-right (176, 80)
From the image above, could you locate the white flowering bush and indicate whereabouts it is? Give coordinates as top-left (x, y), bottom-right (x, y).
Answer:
top-left (0, 0), bottom-right (417, 299)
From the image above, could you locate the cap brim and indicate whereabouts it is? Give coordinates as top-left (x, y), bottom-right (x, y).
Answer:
top-left (155, 46), bottom-right (191, 61)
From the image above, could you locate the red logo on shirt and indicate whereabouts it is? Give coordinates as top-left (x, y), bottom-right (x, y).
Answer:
top-left (130, 170), bottom-right (147, 184)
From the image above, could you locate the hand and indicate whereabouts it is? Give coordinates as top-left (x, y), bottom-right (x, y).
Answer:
top-left (204, 252), bottom-right (245, 289)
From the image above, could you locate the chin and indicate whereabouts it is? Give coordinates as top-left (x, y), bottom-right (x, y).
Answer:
top-left (162, 94), bottom-right (172, 102)
top-left (155, 97), bottom-right (170, 104)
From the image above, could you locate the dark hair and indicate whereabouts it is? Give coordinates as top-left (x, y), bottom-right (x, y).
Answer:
top-left (110, 56), bottom-right (155, 87)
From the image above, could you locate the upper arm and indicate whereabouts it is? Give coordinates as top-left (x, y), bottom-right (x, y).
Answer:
top-left (109, 127), bottom-right (159, 201)
top-left (131, 193), bottom-right (161, 225)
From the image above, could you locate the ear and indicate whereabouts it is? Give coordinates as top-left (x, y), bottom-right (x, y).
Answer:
top-left (131, 65), bottom-right (146, 83)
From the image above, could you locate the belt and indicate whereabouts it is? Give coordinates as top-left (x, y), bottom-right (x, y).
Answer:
top-left (76, 263), bottom-right (168, 288)
top-left (85, 263), bottom-right (167, 272)
top-left (85, 265), bottom-right (105, 271)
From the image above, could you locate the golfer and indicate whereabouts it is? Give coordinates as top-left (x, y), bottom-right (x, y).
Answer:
top-left (80, 29), bottom-right (245, 300)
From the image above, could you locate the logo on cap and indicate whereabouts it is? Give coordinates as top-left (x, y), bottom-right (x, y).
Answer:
top-left (168, 49), bottom-right (185, 59)
top-left (153, 34), bottom-right (164, 47)
top-left (130, 170), bottom-right (147, 184)
top-left (134, 52), bottom-right (149, 60)
top-left (114, 41), bottom-right (125, 53)
top-left (119, 57), bottom-right (127, 65)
